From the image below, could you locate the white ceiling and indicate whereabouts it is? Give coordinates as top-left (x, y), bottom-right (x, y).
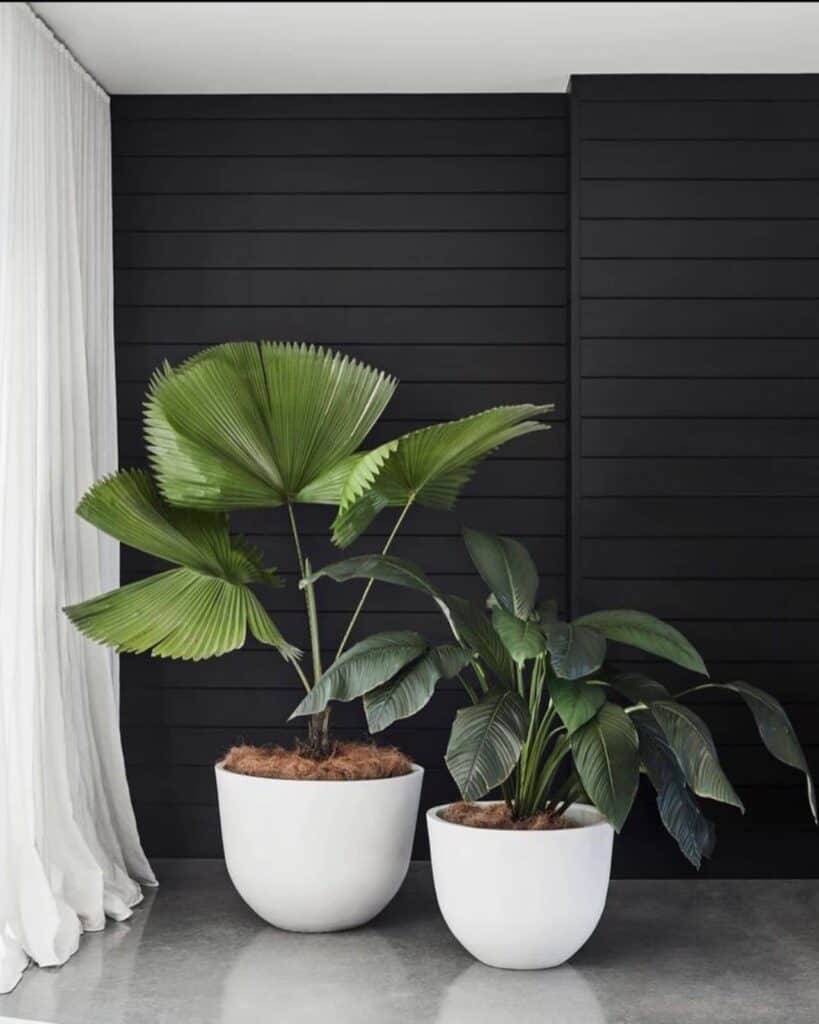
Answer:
top-left (32, 1), bottom-right (819, 95)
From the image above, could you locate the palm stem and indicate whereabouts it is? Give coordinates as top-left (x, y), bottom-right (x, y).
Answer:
top-left (303, 558), bottom-right (322, 682)
top-left (292, 659), bottom-right (311, 693)
top-left (287, 503), bottom-right (328, 749)
top-left (334, 496), bottom-right (415, 659)
top-left (287, 502), bottom-right (306, 576)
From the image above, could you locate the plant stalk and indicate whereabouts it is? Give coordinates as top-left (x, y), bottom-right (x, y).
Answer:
top-left (287, 503), bottom-right (330, 755)
top-left (334, 496), bottom-right (415, 660)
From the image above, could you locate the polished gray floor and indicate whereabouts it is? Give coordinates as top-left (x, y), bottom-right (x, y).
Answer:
top-left (2, 861), bottom-right (817, 1024)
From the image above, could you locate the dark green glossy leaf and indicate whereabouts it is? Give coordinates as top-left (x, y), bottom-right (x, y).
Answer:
top-left (649, 701), bottom-right (744, 811)
top-left (290, 631), bottom-right (426, 717)
top-left (440, 594), bottom-right (516, 688)
top-left (549, 677), bottom-right (607, 734)
top-left (364, 644), bottom-right (470, 732)
top-left (573, 610), bottom-right (708, 677)
top-left (570, 703), bottom-right (640, 832)
top-left (610, 672), bottom-right (671, 706)
top-left (545, 621), bottom-right (607, 680)
top-left (632, 709), bottom-right (716, 869)
top-left (462, 527), bottom-right (539, 618)
top-left (446, 688), bottom-right (529, 801)
top-left (304, 553), bottom-right (439, 598)
top-left (691, 681), bottom-right (816, 823)
top-left (491, 606), bottom-right (548, 665)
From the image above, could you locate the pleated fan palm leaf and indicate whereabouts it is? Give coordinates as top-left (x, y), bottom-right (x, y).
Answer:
top-left (331, 404), bottom-right (554, 547)
top-left (144, 341), bottom-right (396, 510)
top-left (64, 469), bottom-right (298, 662)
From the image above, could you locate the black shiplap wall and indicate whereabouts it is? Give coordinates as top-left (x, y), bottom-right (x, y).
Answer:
top-left (571, 76), bottom-right (819, 875)
top-left (111, 94), bottom-right (568, 859)
top-left (113, 82), bottom-right (819, 875)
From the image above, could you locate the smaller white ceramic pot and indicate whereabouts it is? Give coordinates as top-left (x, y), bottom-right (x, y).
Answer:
top-left (216, 763), bottom-right (423, 932)
top-left (427, 802), bottom-right (614, 970)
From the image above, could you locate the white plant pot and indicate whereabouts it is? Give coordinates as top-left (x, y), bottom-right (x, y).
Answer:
top-left (216, 762), bottom-right (423, 931)
top-left (427, 801), bottom-right (614, 970)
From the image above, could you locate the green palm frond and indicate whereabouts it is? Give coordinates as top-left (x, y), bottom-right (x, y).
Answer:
top-left (332, 404), bottom-right (553, 547)
top-left (65, 469), bottom-right (298, 662)
top-left (66, 569), bottom-right (294, 661)
top-left (144, 342), bottom-right (396, 510)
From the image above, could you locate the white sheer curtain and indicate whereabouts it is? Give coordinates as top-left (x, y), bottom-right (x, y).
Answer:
top-left (0, 2), bottom-right (155, 993)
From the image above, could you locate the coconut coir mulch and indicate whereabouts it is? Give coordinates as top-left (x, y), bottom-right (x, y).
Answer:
top-left (440, 801), bottom-right (577, 831)
top-left (222, 741), bottom-right (413, 781)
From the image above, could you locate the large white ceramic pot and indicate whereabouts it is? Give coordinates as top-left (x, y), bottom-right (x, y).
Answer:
top-left (428, 801), bottom-right (614, 970)
top-left (216, 762), bottom-right (423, 931)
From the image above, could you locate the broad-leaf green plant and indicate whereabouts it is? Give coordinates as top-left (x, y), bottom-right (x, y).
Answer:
top-left (64, 342), bottom-right (551, 755)
top-left (302, 528), bottom-right (817, 866)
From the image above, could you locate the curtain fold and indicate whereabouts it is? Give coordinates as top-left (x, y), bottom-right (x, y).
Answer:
top-left (0, 2), bottom-right (155, 994)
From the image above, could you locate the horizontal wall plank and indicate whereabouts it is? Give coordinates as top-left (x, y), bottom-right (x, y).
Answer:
top-left (114, 306), bottom-right (567, 345)
top-left (607, 620), bottom-right (819, 663)
top-left (582, 458), bottom-right (819, 496)
top-left (117, 342), bottom-right (566, 383)
top-left (120, 688), bottom-right (470, 731)
top-left (117, 379), bottom-right (566, 422)
top-left (581, 299), bottom-right (819, 338)
top-left (581, 578), bottom-right (819, 620)
top-left (114, 229), bottom-right (566, 270)
top-left (582, 140), bottom-right (819, 179)
top-left (112, 94), bottom-right (566, 120)
top-left (109, 500), bottom-right (565, 541)
top-left (582, 338), bottom-right (819, 378)
top-left (580, 496), bottom-right (819, 538)
top-left (114, 194), bottom-right (566, 231)
top-left (581, 180), bottom-right (819, 218)
top-left (575, 659), bottom-right (819, 703)
top-left (582, 378), bottom-right (819, 417)
top-left (583, 418), bottom-right (819, 457)
top-left (175, 496), bottom-right (566, 539)
top-left (118, 571), bottom-right (569, 611)
top-left (117, 604), bottom-right (819, 663)
top-left (582, 259), bottom-right (819, 299)
top-left (581, 100), bottom-right (819, 140)
top-left (113, 155), bottom-right (566, 194)
top-left (572, 76), bottom-right (819, 102)
top-left (122, 533), bottom-right (568, 578)
top-left (115, 268), bottom-right (565, 307)
top-left (580, 219), bottom-right (819, 257)
top-left (120, 699), bottom-right (819, 747)
top-left (581, 538), bottom-right (819, 579)
top-left (112, 118), bottom-right (566, 157)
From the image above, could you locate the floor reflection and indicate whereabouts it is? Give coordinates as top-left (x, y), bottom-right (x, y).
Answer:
top-left (217, 917), bottom-right (605, 1024)
top-left (436, 962), bottom-right (605, 1024)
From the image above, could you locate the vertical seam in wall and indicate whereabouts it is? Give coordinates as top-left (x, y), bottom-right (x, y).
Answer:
top-left (568, 81), bottom-right (582, 618)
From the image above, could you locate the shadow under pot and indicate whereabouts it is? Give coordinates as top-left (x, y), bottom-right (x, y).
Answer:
top-left (215, 762), bottom-right (423, 931)
top-left (427, 801), bottom-right (614, 970)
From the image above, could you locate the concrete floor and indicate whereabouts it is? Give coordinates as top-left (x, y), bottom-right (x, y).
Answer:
top-left (1, 862), bottom-right (817, 1024)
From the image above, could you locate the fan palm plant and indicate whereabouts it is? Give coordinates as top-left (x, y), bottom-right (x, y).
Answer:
top-left (65, 342), bottom-right (552, 756)
top-left (300, 529), bottom-right (817, 866)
